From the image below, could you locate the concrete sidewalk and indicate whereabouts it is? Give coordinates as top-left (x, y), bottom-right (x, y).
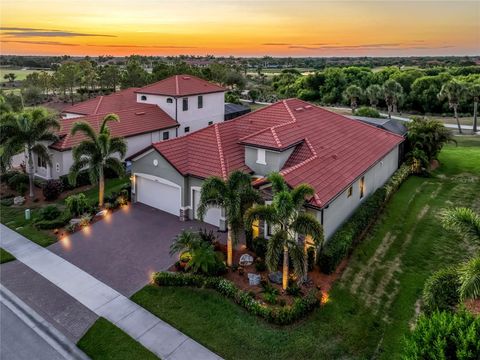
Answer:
top-left (1, 225), bottom-right (222, 360)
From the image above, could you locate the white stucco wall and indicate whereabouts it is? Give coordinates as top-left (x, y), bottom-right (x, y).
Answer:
top-left (319, 145), bottom-right (400, 240)
top-left (136, 92), bottom-right (225, 135)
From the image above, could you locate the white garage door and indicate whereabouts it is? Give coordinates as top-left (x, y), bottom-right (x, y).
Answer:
top-left (193, 189), bottom-right (222, 227)
top-left (136, 176), bottom-right (181, 216)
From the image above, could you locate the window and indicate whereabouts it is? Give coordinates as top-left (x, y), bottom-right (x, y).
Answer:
top-left (360, 176), bottom-right (365, 198)
top-left (198, 95), bottom-right (203, 109)
top-left (56, 163), bottom-right (60, 173)
top-left (162, 131), bottom-right (169, 140)
top-left (347, 186), bottom-right (353, 198)
top-left (37, 155), bottom-right (46, 168)
top-left (166, 98), bottom-right (173, 104)
top-left (140, 95), bottom-right (147, 101)
top-left (208, 121), bottom-right (213, 126)
top-left (184, 126), bottom-right (190, 133)
top-left (182, 98), bottom-right (188, 111)
top-left (256, 148), bottom-right (266, 165)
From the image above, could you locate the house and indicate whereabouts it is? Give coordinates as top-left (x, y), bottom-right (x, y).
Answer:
top-left (29, 75), bottom-right (226, 180)
top-left (224, 103), bottom-right (251, 121)
top-left (128, 99), bottom-right (404, 240)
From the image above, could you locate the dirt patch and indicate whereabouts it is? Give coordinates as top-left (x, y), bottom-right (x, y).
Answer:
top-left (465, 299), bottom-right (480, 316)
top-left (409, 298), bottom-right (423, 329)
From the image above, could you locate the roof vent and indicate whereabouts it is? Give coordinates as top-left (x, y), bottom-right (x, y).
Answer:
top-left (135, 111), bottom-right (146, 115)
top-left (304, 105), bottom-right (313, 110)
top-left (295, 107), bottom-right (304, 112)
top-left (182, 76), bottom-right (191, 80)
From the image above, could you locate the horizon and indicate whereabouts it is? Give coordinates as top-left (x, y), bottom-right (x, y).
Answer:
top-left (1, 1), bottom-right (479, 57)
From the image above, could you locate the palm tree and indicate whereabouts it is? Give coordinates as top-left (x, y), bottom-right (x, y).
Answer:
top-left (441, 207), bottom-right (480, 243)
top-left (383, 79), bottom-right (403, 119)
top-left (68, 114), bottom-right (127, 207)
top-left (245, 173), bottom-right (324, 290)
top-left (458, 257), bottom-right (480, 300)
top-left (366, 84), bottom-right (382, 109)
top-left (344, 85), bottom-right (363, 114)
top-left (467, 83), bottom-right (480, 133)
top-left (0, 107), bottom-right (59, 198)
top-left (438, 80), bottom-right (466, 134)
top-left (4, 73), bottom-right (16, 85)
top-left (197, 170), bottom-right (263, 267)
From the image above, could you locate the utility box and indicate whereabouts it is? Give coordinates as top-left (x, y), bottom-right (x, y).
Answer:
top-left (25, 209), bottom-right (31, 220)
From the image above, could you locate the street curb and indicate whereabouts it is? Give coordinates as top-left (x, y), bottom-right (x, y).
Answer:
top-left (0, 284), bottom-right (90, 360)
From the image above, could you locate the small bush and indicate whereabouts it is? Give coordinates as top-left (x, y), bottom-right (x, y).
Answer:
top-left (255, 258), bottom-right (267, 272)
top-left (0, 198), bottom-right (14, 206)
top-left (1, 170), bottom-right (20, 183)
top-left (422, 267), bottom-right (460, 313)
top-left (264, 292), bottom-right (277, 304)
top-left (79, 214), bottom-right (92, 227)
top-left (8, 172), bottom-right (29, 191)
top-left (286, 281), bottom-right (302, 297)
top-left (65, 193), bottom-right (89, 216)
top-left (252, 236), bottom-right (268, 258)
top-left (16, 183), bottom-right (28, 196)
top-left (403, 310), bottom-right (480, 359)
top-left (355, 106), bottom-right (381, 118)
top-left (60, 170), bottom-right (91, 190)
top-left (42, 180), bottom-right (63, 201)
top-left (39, 205), bottom-right (61, 221)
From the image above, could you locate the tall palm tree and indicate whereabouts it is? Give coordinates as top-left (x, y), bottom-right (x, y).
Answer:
top-left (68, 114), bottom-right (127, 207)
top-left (344, 85), bottom-right (363, 114)
top-left (198, 170), bottom-right (263, 267)
top-left (438, 80), bottom-right (466, 134)
top-left (0, 107), bottom-right (60, 198)
top-left (458, 257), bottom-right (480, 300)
top-left (245, 173), bottom-right (324, 290)
top-left (383, 79), bottom-right (403, 119)
top-left (467, 82), bottom-right (480, 133)
top-left (366, 84), bottom-right (383, 109)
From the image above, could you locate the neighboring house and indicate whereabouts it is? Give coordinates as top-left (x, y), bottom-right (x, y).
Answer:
top-left (134, 75), bottom-right (226, 135)
top-left (26, 75), bottom-right (226, 180)
top-left (224, 103), bottom-right (251, 121)
top-left (128, 99), bottom-right (404, 240)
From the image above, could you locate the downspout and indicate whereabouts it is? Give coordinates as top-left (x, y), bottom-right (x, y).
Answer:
top-left (175, 97), bottom-right (178, 137)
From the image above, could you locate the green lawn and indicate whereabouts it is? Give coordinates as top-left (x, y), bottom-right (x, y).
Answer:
top-left (65, 177), bottom-right (129, 204)
top-left (131, 136), bottom-right (480, 360)
top-left (0, 248), bottom-right (16, 264)
top-left (77, 317), bottom-right (158, 360)
top-left (0, 68), bottom-right (52, 83)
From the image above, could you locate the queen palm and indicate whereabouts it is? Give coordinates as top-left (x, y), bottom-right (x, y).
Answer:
top-left (68, 113), bottom-right (127, 207)
top-left (197, 170), bottom-right (263, 267)
top-left (0, 107), bottom-right (60, 198)
top-left (383, 79), bottom-right (403, 119)
top-left (344, 85), bottom-right (363, 114)
top-left (245, 173), bottom-right (323, 290)
top-left (438, 80), bottom-right (466, 134)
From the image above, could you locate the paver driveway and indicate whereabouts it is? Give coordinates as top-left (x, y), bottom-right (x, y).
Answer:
top-left (49, 203), bottom-right (225, 296)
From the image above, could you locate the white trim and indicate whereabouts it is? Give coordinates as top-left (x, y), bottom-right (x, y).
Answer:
top-left (131, 148), bottom-right (155, 162)
top-left (190, 186), bottom-right (202, 220)
top-left (134, 173), bottom-right (181, 189)
top-left (256, 148), bottom-right (266, 165)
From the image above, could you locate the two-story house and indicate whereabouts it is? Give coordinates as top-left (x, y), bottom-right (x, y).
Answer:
top-left (128, 99), bottom-right (404, 240)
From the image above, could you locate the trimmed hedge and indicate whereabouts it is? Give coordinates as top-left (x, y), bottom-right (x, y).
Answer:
top-left (422, 267), bottom-right (460, 313)
top-left (153, 272), bottom-right (320, 325)
top-left (319, 165), bottom-right (413, 274)
top-left (60, 168), bottom-right (122, 190)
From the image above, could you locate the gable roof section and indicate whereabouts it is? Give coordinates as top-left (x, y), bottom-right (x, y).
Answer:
top-left (136, 75), bottom-right (226, 97)
top-left (51, 105), bottom-right (178, 151)
top-left (144, 99), bottom-right (403, 207)
top-left (62, 88), bottom-right (141, 116)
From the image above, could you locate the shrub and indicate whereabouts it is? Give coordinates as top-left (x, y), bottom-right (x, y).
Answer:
top-left (79, 214), bottom-right (92, 227)
top-left (252, 236), bottom-right (268, 258)
top-left (403, 310), bottom-right (480, 359)
top-left (384, 165), bottom-right (412, 200)
top-left (286, 281), bottom-right (302, 297)
top-left (7, 172), bottom-right (29, 191)
top-left (35, 217), bottom-right (70, 230)
top-left (152, 272), bottom-right (320, 325)
top-left (65, 223), bottom-right (76, 233)
top-left (16, 183), bottom-right (28, 196)
top-left (65, 193), bottom-right (89, 216)
top-left (255, 258), bottom-right (267, 272)
top-left (0, 198), bottom-right (14, 206)
top-left (355, 106), bottom-right (381, 118)
top-left (60, 170), bottom-right (91, 190)
top-left (1, 170), bottom-right (20, 184)
top-left (263, 292), bottom-right (277, 305)
top-left (39, 205), bottom-right (61, 221)
top-left (42, 179), bottom-right (63, 201)
top-left (422, 267), bottom-right (461, 313)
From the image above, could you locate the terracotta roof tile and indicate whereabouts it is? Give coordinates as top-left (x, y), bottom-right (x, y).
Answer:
top-left (136, 75), bottom-right (225, 97)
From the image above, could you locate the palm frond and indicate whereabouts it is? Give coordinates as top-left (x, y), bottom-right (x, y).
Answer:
top-left (99, 113), bottom-right (119, 134)
top-left (226, 170), bottom-right (252, 190)
top-left (458, 257), bottom-right (480, 300)
top-left (197, 177), bottom-right (227, 220)
top-left (288, 240), bottom-right (306, 279)
top-left (71, 121), bottom-right (98, 142)
top-left (291, 212), bottom-right (324, 247)
top-left (268, 172), bottom-right (289, 194)
top-left (108, 137), bottom-right (127, 159)
top-left (104, 157), bottom-right (125, 178)
top-left (290, 184), bottom-right (315, 208)
top-left (72, 141), bottom-right (98, 162)
top-left (68, 158), bottom-right (89, 186)
top-left (169, 230), bottom-right (201, 255)
top-left (244, 204), bottom-right (277, 229)
top-left (265, 230), bottom-right (286, 271)
top-left (441, 207), bottom-right (480, 243)
top-left (31, 143), bottom-right (53, 166)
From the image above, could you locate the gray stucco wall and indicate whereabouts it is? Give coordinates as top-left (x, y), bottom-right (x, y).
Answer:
top-left (244, 146), bottom-right (295, 176)
top-left (319, 145), bottom-right (400, 240)
top-left (131, 150), bottom-right (187, 205)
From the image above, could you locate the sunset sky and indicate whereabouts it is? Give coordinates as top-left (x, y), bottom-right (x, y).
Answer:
top-left (1, 0), bottom-right (478, 57)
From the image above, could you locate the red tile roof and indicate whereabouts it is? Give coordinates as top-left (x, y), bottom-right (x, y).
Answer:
top-left (62, 88), bottom-right (141, 116)
top-left (51, 105), bottom-right (178, 151)
top-left (135, 75), bottom-right (225, 97)
top-left (147, 99), bottom-right (403, 208)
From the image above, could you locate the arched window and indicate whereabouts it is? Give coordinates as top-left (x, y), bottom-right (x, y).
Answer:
top-left (141, 95), bottom-right (147, 101)
top-left (166, 98), bottom-right (173, 104)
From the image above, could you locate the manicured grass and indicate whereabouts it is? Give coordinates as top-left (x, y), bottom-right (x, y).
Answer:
top-left (0, 205), bottom-right (56, 247)
top-left (131, 136), bottom-right (480, 360)
top-left (69, 178), bottom-right (129, 204)
top-left (77, 317), bottom-right (158, 360)
top-left (0, 68), bottom-right (52, 82)
top-left (0, 248), bottom-right (16, 264)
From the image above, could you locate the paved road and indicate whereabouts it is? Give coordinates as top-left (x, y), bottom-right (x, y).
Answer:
top-left (0, 303), bottom-right (66, 360)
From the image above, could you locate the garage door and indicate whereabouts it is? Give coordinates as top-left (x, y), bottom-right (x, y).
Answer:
top-left (193, 189), bottom-right (222, 227)
top-left (136, 176), bottom-right (181, 216)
